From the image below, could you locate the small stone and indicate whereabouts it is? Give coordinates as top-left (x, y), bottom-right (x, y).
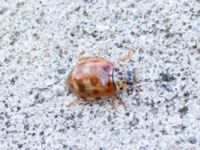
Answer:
top-left (129, 117), bottom-right (139, 127)
top-left (68, 57), bottom-right (72, 62)
top-left (5, 121), bottom-right (11, 128)
top-left (40, 131), bottom-right (44, 136)
top-left (24, 124), bottom-right (29, 131)
top-left (178, 106), bottom-right (188, 115)
top-left (18, 144), bottom-right (23, 148)
top-left (10, 78), bottom-right (15, 85)
top-left (188, 137), bottom-right (197, 144)
top-left (107, 115), bottom-right (112, 122)
top-left (57, 69), bottom-right (66, 74)
top-left (0, 8), bottom-right (8, 15)
top-left (17, 106), bottom-right (21, 111)
top-left (160, 73), bottom-right (176, 82)
top-left (184, 91), bottom-right (190, 97)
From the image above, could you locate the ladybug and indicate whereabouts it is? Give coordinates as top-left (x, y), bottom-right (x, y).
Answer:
top-left (65, 51), bottom-right (136, 110)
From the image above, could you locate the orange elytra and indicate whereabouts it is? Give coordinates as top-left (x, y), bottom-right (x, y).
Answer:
top-left (65, 51), bottom-right (136, 110)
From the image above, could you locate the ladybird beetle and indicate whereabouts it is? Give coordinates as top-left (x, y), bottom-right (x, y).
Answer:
top-left (65, 51), bottom-right (136, 110)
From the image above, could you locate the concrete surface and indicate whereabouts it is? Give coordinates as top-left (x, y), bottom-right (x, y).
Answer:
top-left (0, 0), bottom-right (200, 149)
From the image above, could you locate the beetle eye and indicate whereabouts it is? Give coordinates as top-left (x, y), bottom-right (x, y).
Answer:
top-left (114, 68), bottom-right (119, 72)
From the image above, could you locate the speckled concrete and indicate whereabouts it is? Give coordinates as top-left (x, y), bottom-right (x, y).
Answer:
top-left (0, 0), bottom-right (200, 149)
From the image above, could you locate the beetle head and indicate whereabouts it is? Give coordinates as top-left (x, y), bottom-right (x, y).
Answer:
top-left (113, 64), bottom-right (136, 92)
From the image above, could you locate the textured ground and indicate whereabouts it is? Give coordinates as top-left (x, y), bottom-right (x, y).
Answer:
top-left (1, 0), bottom-right (200, 149)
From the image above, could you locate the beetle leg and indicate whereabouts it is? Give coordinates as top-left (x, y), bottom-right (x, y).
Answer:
top-left (117, 96), bottom-right (127, 110)
top-left (78, 50), bottom-right (85, 58)
top-left (66, 90), bottom-right (72, 96)
top-left (117, 50), bottom-right (132, 63)
top-left (67, 98), bottom-right (80, 107)
top-left (78, 51), bottom-right (96, 61)
top-left (133, 75), bottom-right (138, 89)
top-left (78, 57), bottom-right (91, 61)
top-left (96, 49), bottom-right (101, 58)
top-left (111, 98), bottom-right (118, 112)
top-left (78, 50), bottom-right (92, 61)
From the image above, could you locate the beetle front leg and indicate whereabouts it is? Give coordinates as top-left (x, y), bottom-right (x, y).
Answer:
top-left (117, 50), bottom-right (132, 63)
top-left (111, 96), bottom-right (126, 111)
top-left (111, 98), bottom-right (118, 112)
top-left (67, 98), bottom-right (80, 107)
top-left (78, 51), bottom-right (86, 61)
